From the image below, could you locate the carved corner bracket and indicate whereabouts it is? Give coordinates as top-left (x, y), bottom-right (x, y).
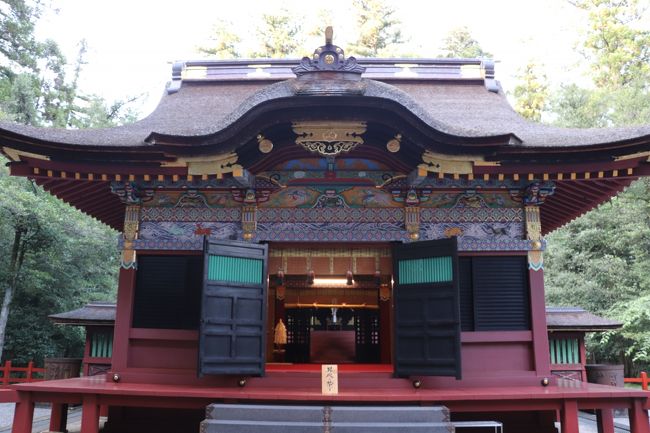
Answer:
top-left (121, 205), bottom-right (140, 269)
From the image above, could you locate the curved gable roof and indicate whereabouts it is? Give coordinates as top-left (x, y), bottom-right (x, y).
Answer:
top-left (2, 59), bottom-right (650, 154)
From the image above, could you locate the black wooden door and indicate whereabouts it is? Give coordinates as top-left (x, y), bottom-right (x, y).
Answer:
top-left (199, 239), bottom-right (268, 376)
top-left (393, 237), bottom-right (461, 378)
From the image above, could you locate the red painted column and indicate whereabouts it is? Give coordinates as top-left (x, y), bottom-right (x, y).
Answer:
top-left (596, 409), bottom-right (615, 433)
top-left (629, 398), bottom-right (650, 433)
top-left (529, 268), bottom-right (551, 377)
top-left (11, 393), bottom-right (34, 433)
top-left (83, 329), bottom-right (92, 377)
top-left (80, 394), bottom-right (100, 433)
top-left (560, 399), bottom-right (580, 433)
top-left (49, 403), bottom-right (68, 432)
top-left (111, 268), bottom-right (136, 371)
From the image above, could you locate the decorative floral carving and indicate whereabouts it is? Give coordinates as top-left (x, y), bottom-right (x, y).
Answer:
top-left (293, 121), bottom-right (366, 157)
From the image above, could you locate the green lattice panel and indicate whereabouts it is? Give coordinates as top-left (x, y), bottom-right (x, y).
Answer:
top-left (208, 255), bottom-right (263, 284)
top-left (398, 256), bottom-right (452, 285)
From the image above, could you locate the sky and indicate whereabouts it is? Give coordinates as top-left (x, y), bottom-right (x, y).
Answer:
top-left (36, 0), bottom-right (595, 118)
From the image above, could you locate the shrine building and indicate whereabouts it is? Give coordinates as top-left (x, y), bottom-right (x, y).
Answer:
top-left (2, 30), bottom-right (650, 433)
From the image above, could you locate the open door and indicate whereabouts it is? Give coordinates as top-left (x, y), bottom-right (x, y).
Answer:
top-left (199, 239), bottom-right (268, 376)
top-left (393, 237), bottom-right (461, 378)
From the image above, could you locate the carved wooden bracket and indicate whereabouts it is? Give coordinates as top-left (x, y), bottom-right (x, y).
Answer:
top-left (293, 121), bottom-right (366, 157)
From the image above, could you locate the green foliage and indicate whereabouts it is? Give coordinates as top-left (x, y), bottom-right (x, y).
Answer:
top-left (254, 10), bottom-right (304, 58)
top-left (548, 84), bottom-right (609, 127)
top-left (347, 0), bottom-right (405, 57)
top-left (545, 179), bottom-right (650, 372)
top-left (6, 73), bottom-right (38, 125)
top-left (440, 26), bottom-right (492, 58)
top-left (571, 0), bottom-right (650, 89)
top-left (200, 1), bottom-right (407, 59)
top-left (0, 1), bottom-right (128, 364)
top-left (543, 3), bottom-right (650, 374)
top-left (0, 0), bottom-right (43, 76)
top-left (513, 62), bottom-right (549, 121)
top-left (198, 20), bottom-right (242, 59)
top-left (0, 160), bottom-right (119, 364)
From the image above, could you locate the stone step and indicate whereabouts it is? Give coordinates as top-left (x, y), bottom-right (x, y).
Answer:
top-left (206, 404), bottom-right (322, 422)
top-left (206, 403), bottom-right (450, 423)
top-left (200, 420), bottom-right (322, 433)
top-left (201, 419), bottom-right (455, 433)
top-left (333, 406), bottom-right (450, 423)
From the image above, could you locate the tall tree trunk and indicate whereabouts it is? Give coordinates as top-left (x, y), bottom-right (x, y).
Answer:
top-left (0, 227), bottom-right (24, 362)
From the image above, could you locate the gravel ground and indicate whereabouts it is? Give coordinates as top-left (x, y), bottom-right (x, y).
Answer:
top-left (0, 403), bottom-right (50, 431)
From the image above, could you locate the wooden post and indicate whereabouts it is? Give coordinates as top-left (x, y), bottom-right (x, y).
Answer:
top-left (629, 398), bottom-right (650, 433)
top-left (3, 360), bottom-right (11, 386)
top-left (641, 371), bottom-right (648, 391)
top-left (49, 403), bottom-right (69, 433)
top-left (529, 269), bottom-right (551, 376)
top-left (111, 268), bottom-right (136, 371)
top-left (11, 392), bottom-right (34, 433)
top-left (596, 409), bottom-right (615, 433)
top-left (560, 399), bottom-right (579, 433)
top-left (80, 394), bottom-right (100, 433)
top-left (25, 361), bottom-right (33, 383)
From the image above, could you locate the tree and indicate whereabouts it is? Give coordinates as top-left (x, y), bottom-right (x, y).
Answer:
top-left (545, 179), bottom-right (650, 372)
top-left (542, 1), bottom-right (650, 373)
top-left (197, 20), bottom-right (242, 59)
top-left (440, 26), bottom-right (492, 58)
top-left (0, 161), bottom-right (119, 363)
top-left (548, 84), bottom-right (609, 128)
top-left (253, 10), bottom-right (304, 58)
top-left (0, 1), bottom-right (131, 363)
top-left (571, 0), bottom-right (650, 89)
top-left (513, 62), bottom-right (549, 122)
top-left (0, 177), bottom-right (55, 361)
top-left (6, 72), bottom-right (38, 125)
top-left (0, 0), bottom-right (44, 77)
top-left (346, 0), bottom-right (405, 57)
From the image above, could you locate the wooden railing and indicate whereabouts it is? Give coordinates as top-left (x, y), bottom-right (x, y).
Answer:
top-left (624, 371), bottom-right (650, 390)
top-left (0, 361), bottom-right (45, 386)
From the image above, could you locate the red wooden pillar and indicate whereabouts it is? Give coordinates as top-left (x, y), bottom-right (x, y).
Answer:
top-left (529, 269), bottom-right (551, 377)
top-left (111, 267), bottom-right (136, 371)
top-left (579, 334), bottom-right (588, 381)
top-left (560, 399), bottom-right (579, 433)
top-left (83, 328), bottom-right (92, 377)
top-left (629, 398), bottom-right (650, 433)
top-left (596, 409), bottom-right (615, 433)
top-left (80, 394), bottom-right (100, 433)
top-left (3, 360), bottom-right (11, 386)
top-left (49, 403), bottom-right (69, 432)
top-left (11, 392), bottom-right (34, 433)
